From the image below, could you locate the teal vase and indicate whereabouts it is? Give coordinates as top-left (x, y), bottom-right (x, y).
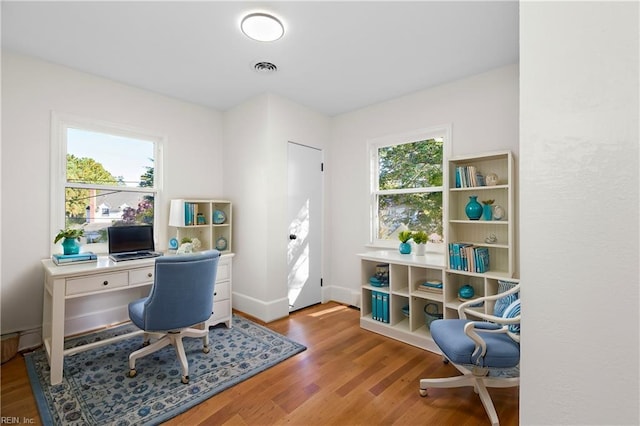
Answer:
top-left (465, 196), bottom-right (483, 220)
top-left (399, 242), bottom-right (411, 254)
top-left (62, 238), bottom-right (80, 255)
top-left (483, 204), bottom-right (493, 221)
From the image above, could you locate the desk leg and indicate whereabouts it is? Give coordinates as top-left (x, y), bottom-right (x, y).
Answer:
top-left (47, 277), bottom-right (66, 385)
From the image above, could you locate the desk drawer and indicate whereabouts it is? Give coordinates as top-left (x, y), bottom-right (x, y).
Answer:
top-left (213, 281), bottom-right (229, 301)
top-left (129, 267), bottom-right (155, 285)
top-left (66, 272), bottom-right (128, 296)
top-left (216, 260), bottom-right (230, 282)
top-left (211, 300), bottom-right (230, 322)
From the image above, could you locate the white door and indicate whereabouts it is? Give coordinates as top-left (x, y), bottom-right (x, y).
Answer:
top-left (287, 142), bottom-right (322, 312)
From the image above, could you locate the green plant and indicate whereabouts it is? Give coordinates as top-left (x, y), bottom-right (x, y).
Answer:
top-left (398, 230), bottom-right (413, 243)
top-left (180, 237), bottom-right (193, 244)
top-left (482, 199), bottom-right (495, 205)
top-left (53, 227), bottom-right (84, 244)
top-left (412, 230), bottom-right (428, 244)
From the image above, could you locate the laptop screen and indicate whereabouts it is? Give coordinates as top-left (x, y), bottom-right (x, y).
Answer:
top-left (108, 225), bottom-right (155, 254)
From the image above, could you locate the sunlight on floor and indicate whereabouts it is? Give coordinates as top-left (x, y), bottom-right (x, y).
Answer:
top-left (308, 304), bottom-right (350, 317)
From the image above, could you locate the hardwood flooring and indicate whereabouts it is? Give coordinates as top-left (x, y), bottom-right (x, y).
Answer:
top-left (1, 302), bottom-right (519, 425)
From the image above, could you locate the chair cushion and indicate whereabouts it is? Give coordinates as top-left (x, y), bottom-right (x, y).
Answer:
top-left (128, 297), bottom-right (148, 330)
top-left (430, 319), bottom-right (520, 368)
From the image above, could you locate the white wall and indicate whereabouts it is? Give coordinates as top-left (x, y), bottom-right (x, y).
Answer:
top-left (223, 93), bottom-right (330, 322)
top-left (1, 52), bottom-right (224, 340)
top-left (520, 2), bottom-right (639, 424)
top-left (327, 64), bottom-right (519, 306)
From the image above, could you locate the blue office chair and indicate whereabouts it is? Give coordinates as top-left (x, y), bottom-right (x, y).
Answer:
top-left (419, 283), bottom-right (521, 426)
top-left (127, 250), bottom-right (220, 384)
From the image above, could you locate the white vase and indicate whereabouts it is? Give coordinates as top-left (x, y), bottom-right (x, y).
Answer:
top-left (414, 243), bottom-right (426, 256)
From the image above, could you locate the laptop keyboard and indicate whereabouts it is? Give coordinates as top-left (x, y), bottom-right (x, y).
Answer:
top-left (110, 252), bottom-right (162, 262)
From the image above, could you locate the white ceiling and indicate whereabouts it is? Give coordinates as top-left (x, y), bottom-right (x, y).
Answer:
top-left (1, 1), bottom-right (519, 117)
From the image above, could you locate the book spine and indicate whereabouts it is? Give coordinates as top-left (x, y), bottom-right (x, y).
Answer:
top-left (372, 292), bottom-right (378, 321)
top-left (382, 293), bottom-right (389, 324)
top-left (376, 292), bottom-right (383, 322)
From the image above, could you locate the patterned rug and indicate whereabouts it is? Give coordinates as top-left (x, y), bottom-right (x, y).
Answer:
top-left (25, 315), bottom-right (306, 425)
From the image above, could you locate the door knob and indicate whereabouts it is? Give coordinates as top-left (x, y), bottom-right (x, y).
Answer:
top-left (289, 234), bottom-right (297, 240)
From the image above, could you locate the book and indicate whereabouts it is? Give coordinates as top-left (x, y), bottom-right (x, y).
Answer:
top-left (381, 293), bottom-right (389, 323)
top-left (52, 252), bottom-right (97, 265)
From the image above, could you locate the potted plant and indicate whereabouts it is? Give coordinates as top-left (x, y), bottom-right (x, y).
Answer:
top-left (54, 227), bottom-right (85, 255)
top-left (411, 230), bottom-right (428, 256)
top-left (398, 230), bottom-right (413, 254)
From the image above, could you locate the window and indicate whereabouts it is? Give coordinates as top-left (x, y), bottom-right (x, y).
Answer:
top-left (51, 113), bottom-right (164, 254)
top-left (369, 127), bottom-right (449, 247)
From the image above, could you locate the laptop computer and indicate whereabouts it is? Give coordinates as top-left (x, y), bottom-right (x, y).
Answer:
top-left (108, 225), bottom-right (163, 262)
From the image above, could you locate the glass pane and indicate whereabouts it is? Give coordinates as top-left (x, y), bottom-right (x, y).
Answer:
top-left (378, 139), bottom-right (443, 190)
top-left (377, 192), bottom-right (443, 240)
top-left (67, 128), bottom-right (154, 188)
top-left (65, 188), bottom-right (154, 243)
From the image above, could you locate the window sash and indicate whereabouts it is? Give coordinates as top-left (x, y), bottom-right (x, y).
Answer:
top-left (51, 112), bottom-right (164, 255)
top-left (368, 126), bottom-right (450, 247)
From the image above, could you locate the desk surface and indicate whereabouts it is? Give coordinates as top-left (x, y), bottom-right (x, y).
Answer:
top-left (42, 253), bottom-right (235, 278)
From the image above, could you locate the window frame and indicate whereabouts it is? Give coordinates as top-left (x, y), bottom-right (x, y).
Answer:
top-left (367, 125), bottom-right (451, 248)
top-left (50, 112), bottom-right (165, 255)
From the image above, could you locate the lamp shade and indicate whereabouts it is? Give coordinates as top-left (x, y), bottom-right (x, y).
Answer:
top-left (168, 199), bottom-right (186, 227)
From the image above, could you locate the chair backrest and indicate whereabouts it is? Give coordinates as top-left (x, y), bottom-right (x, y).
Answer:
top-left (143, 250), bottom-right (220, 331)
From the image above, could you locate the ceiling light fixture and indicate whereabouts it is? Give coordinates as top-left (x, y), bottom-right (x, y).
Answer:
top-left (241, 12), bottom-right (284, 42)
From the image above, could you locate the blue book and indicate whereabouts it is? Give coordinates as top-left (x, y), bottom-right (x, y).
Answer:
top-left (476, 247), bottom-right (490, 273)
top-left (382, 293), bottom-right (389, 323)
top-left (371, 292), bottom-right (378, 320)
top-left (52, 252), bottom-right (97, 265)
top-left (376, 292), bottom-right (383, 322)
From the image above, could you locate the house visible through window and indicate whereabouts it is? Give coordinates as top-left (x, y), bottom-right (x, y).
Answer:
top-left (369, 128), bottom-right (448, 246)
top-left (51, 113), bottom-right (163, 253)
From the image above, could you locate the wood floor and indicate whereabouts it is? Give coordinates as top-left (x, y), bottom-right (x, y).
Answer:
top-left (1, 302), bottom-right (519, 425)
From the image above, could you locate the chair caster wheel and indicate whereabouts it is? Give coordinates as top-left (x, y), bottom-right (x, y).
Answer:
top-left (181, 376), bottom-right (189, 384)
top-left (203, 346), bottom-right (210, 354)
top-left (419, 388), bottom-right (428, 397)
top-left (128, 369), bottom-right (137, 378)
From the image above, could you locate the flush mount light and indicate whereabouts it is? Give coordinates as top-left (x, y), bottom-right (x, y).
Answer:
top-left (241, 12), bottom-right (284, 42)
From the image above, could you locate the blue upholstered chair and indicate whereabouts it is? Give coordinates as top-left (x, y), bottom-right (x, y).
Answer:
top-left (419, 283), bottom-right (521, 426)
top-left (127, 250), bottom-right (220, 384)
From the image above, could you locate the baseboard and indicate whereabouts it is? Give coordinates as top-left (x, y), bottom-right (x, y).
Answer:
top-left (323, 285), bottom-right (361, 308)
top-left (232, 293), bottom-right (289, 323)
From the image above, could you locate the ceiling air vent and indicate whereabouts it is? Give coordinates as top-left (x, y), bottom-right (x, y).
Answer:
top-left (253, 61), bottom-right (277, 74)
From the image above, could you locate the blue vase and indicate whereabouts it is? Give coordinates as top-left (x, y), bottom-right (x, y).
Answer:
top-left (483, 204), bottom-right (493, 221)
top-left (465, 196), bottom-right (483, 220)
top-left (62, 238), bottom-right (80, 255)
top-left (399, 242), bottom-right (411, 254)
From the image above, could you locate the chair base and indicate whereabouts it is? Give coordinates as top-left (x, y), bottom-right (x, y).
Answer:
top-left (128, 326), bottom-right (210, 384)
top-left (419, 364), bottom-right (519, 426)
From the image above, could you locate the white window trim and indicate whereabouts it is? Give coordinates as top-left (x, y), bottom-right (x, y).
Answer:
top-left (367, 124), bottom-right (452, 248)
top-left (50, 111), bottom-right (165, 255)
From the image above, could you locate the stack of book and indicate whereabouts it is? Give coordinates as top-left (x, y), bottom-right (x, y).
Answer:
top-left (448, 243), bottom-right (490, 273)
top-left (371, 291), bottom-right (389, 323)
top-left (416, 280), bottom-right (443, 294)
top-left (52, 252), bottom-right (97, 266)
top-left (455, 165), bottom-right (486, 188)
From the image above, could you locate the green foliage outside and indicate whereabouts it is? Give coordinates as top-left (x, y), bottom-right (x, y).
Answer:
top-left (377, 139), bottom-right (443, 239)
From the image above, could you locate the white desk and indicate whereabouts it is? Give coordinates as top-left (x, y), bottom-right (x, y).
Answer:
top-left (41, 253), bottom-right (233, 385)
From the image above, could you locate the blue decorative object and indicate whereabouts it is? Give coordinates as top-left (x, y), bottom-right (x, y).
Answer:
top-left (483, 204), bottom-right (493, 221)
top-left (215, 236), bottom-right (228, 251)
top-left (399, 242), bottom-right (411, 254)
top-left (213, 210), bottom-right (226, 224)
top-left (168, 238), bottom-right (179, 250)
top-left (458, 284), bottom-right (475, 299)
top-left (61, 238), bottom-right (80, 255)
top-left (465, 196), bottom-right (483, 220)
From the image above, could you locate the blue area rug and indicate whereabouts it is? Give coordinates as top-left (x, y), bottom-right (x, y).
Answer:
top-left (25, 315), bottom-right (306, 425)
